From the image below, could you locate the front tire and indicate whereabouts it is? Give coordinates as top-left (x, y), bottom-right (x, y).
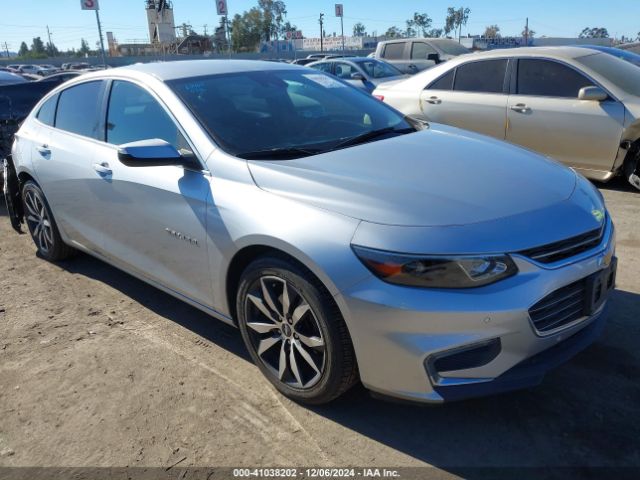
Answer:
top-left (236, 255), bottom-right (358, 404)
top-left (21, 181), bottom-right (75, 261)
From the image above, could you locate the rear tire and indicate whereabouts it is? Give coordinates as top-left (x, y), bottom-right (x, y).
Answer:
top-left (21, 181), bottom-right (75, 261)
top-left (236, 255), bottom-right (358, 404)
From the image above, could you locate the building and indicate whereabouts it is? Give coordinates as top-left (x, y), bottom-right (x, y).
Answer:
top-left (300, 35), bottom-right (378, 51)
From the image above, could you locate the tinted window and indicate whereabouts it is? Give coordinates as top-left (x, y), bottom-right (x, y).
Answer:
top-left (168, 70), bottom-right (411, 158)
top-left (383, 42), bottom-right (405, 60)
top-left (310, 62), bottom-right (332, 73)
top-left (106, 81), bottom-right (187, 150)
top-left (411, 42), bottom-right (437, 60)
top-left (428, 69), bottom-right (454, 90)
top-left (334, 62), bottom-right (357, 79)
top-left (55, 81), bottom-right (102, 138)
top-left (36, 94), bottom-right (58, 126)
top-left (576, 53), bottom-right (640, 96)
top-left (355, 59), bottom-right (402, 79)
top-left (517, 59), bottom-right (593, 98)
top-left (453, 60), bottom-right (507, 94)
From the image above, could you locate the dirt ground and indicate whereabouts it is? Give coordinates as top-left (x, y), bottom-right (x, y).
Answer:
top-left (1, 178), bottom-right (639, 476)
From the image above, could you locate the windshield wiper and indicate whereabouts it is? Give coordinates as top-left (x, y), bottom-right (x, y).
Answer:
top-left (238, 147), bottom-right (321, 160)
top-left (330, 126), bottom-right (415, 151)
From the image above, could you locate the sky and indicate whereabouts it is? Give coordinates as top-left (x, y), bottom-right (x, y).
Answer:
top-left (1, 0), bottom-right (638, 52)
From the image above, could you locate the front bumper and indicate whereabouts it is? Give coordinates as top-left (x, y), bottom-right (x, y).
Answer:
top-left (336, 218), bottom-right (615, 403)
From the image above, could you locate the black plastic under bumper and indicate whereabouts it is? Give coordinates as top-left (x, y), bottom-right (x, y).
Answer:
top-left (3, 155), bottom-right (24, 233)
top-left (433, 309), bottom-right (608, 402)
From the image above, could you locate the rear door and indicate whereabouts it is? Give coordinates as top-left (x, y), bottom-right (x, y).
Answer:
top-left (33, 80), bottom-right (108, 252)
top-left (419, 58), bottom-right (509, 139)
top-left (506, 58), bottom-right (625, 172)
top-left (90, 79), bottom-right (213, 306)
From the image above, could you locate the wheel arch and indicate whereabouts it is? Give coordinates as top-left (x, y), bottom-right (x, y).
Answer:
top-left (224, 243), bottom-right (345, 326)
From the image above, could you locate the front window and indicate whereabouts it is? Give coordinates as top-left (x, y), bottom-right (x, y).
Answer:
top-left (168, 69), bottom-right (414, 159)
top-left (517, 59), bottom-right (594, 98)
top-left (354, 59), bottom-right (403, 79)
top-left (575, 52), bottom-right (640, 97)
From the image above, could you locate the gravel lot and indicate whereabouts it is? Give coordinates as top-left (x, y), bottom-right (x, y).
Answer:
top-left (0, 178), bottom-right (639, 475)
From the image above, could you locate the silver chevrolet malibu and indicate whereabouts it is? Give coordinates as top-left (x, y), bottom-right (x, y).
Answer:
top-left (5, 60), bottom-right (616, 404)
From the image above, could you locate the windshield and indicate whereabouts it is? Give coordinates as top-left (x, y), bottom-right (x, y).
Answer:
top-left (168, 69), bottom-right (413, 159)
top-left (594, 47), bottom-right (640, 67)
top-left (430, 39), bottom-right (470, 56)
top-left (576, 52), bottom-right (640, 97)
top-left (354, 59), bottom-right (403, 78)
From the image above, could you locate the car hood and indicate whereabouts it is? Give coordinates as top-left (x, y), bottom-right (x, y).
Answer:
top-left (248, 124), bottom-right (577, 228)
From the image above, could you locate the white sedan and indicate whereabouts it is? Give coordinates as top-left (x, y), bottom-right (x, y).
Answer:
top-left (374, 46), bottom-right (640, 190)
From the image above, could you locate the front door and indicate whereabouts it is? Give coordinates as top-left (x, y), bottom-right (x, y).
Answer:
top-left (90, 80), bottom-right (214, 307)
top-left (506, 58), bottom-right (625, 172)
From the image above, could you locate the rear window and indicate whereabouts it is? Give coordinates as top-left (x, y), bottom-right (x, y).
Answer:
top-left (55, 81), bottom-right (103, 138)
top-left (428, 69), bottom-right (454, 90)
top-left (382, 42), bottom-right (405, 60)
top-left (453, 59), bottom-right (507, 94)
top-left (36, 94), bottom-right (58, 126)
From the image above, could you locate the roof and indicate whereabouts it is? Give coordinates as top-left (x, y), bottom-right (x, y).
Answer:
top-left (464, 46), bottom-right (599, 60)
top-left (106, 59), bottom-right (299, 81)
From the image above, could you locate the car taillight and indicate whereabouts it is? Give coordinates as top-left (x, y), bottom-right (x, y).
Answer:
top-left (373, 94), bottom-right (384, 101)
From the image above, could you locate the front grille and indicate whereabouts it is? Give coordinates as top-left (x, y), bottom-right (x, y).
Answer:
top-left (528, 279), bottom-right (587, 333)
top-left (518, 223), bottom-right (605, 264)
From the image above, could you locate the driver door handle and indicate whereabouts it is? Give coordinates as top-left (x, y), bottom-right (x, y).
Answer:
top-left (92, 162), bottom-right (112, 175)
top-left (425, 96), bottom-right (442, 105)
top-left (510, 103), bottom-right (531, 114)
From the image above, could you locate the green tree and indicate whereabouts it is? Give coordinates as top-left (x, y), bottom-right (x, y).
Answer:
top-left (46, 40), bottom-right (59, 57)
top-left (411, 13), bottom-right (433, 37)
top-left (18, 41), bottom-right (29, 57)
top-left (353, 22), bottom-right (367, 37)
top-left (484, 24), bottom-right (500, 38)
top-left (258, 0), bottom-right (287, 41)
top-left (230, 8), bottom-right (263, 52)
top-left (79, 38), bottom-right (91, 56)
top-left (579, 27), bottom-right (609, 38)
top-left (385, 26), bottom-right (403, 39)
top-left (444, 7), bottom-right (471, 41)
top-left (405, 19), bottom-right (416, 38)
top-left (30, 37), bottom-right (46, 55)
top-left (426, 28), bottom-right (443, 38)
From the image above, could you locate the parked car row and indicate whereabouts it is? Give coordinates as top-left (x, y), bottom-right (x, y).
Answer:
top-left (373, 46), bottom-right (640, 190)
top-left (3, 56), bottom-right (621, 406)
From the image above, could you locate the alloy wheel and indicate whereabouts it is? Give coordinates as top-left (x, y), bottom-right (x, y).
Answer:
top-left (244, 276), bottom-right (326, 389)
top-left (24, 190), bottom-right (54, 254)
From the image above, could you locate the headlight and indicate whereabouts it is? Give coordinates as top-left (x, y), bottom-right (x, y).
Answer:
top-left (352, 245), bottom-right (518, 289)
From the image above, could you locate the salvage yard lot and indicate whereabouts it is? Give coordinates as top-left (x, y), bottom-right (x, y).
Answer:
top-left (0, 179), bottom-right (639, 473)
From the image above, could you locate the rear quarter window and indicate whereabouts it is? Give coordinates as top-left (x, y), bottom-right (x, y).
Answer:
top-left (36, 94), bottom-right (58, 126)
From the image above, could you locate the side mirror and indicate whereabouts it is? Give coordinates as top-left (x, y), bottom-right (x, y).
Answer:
top-left (427, 53), bottom-right (441, 64)
top-left (350, 72), bottom-right (365, 81)
top-left (117, 139), bottom-right (191, 167)
top-left (579, 86), bottom-right (608, 102)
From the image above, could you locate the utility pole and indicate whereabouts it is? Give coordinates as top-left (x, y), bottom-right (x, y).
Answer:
top-left (203, 24), bottom-right (208, 36)
top-left (3, 42), bottom-right (10, 59)
top-left (95, 9), bottom-right (107, 65)
top-left (46, 25), bottom-right (54, 56)
top-left (319, 13), bottom-right (324, 52)
top-left (524, 17), bottom-right (529, 45)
